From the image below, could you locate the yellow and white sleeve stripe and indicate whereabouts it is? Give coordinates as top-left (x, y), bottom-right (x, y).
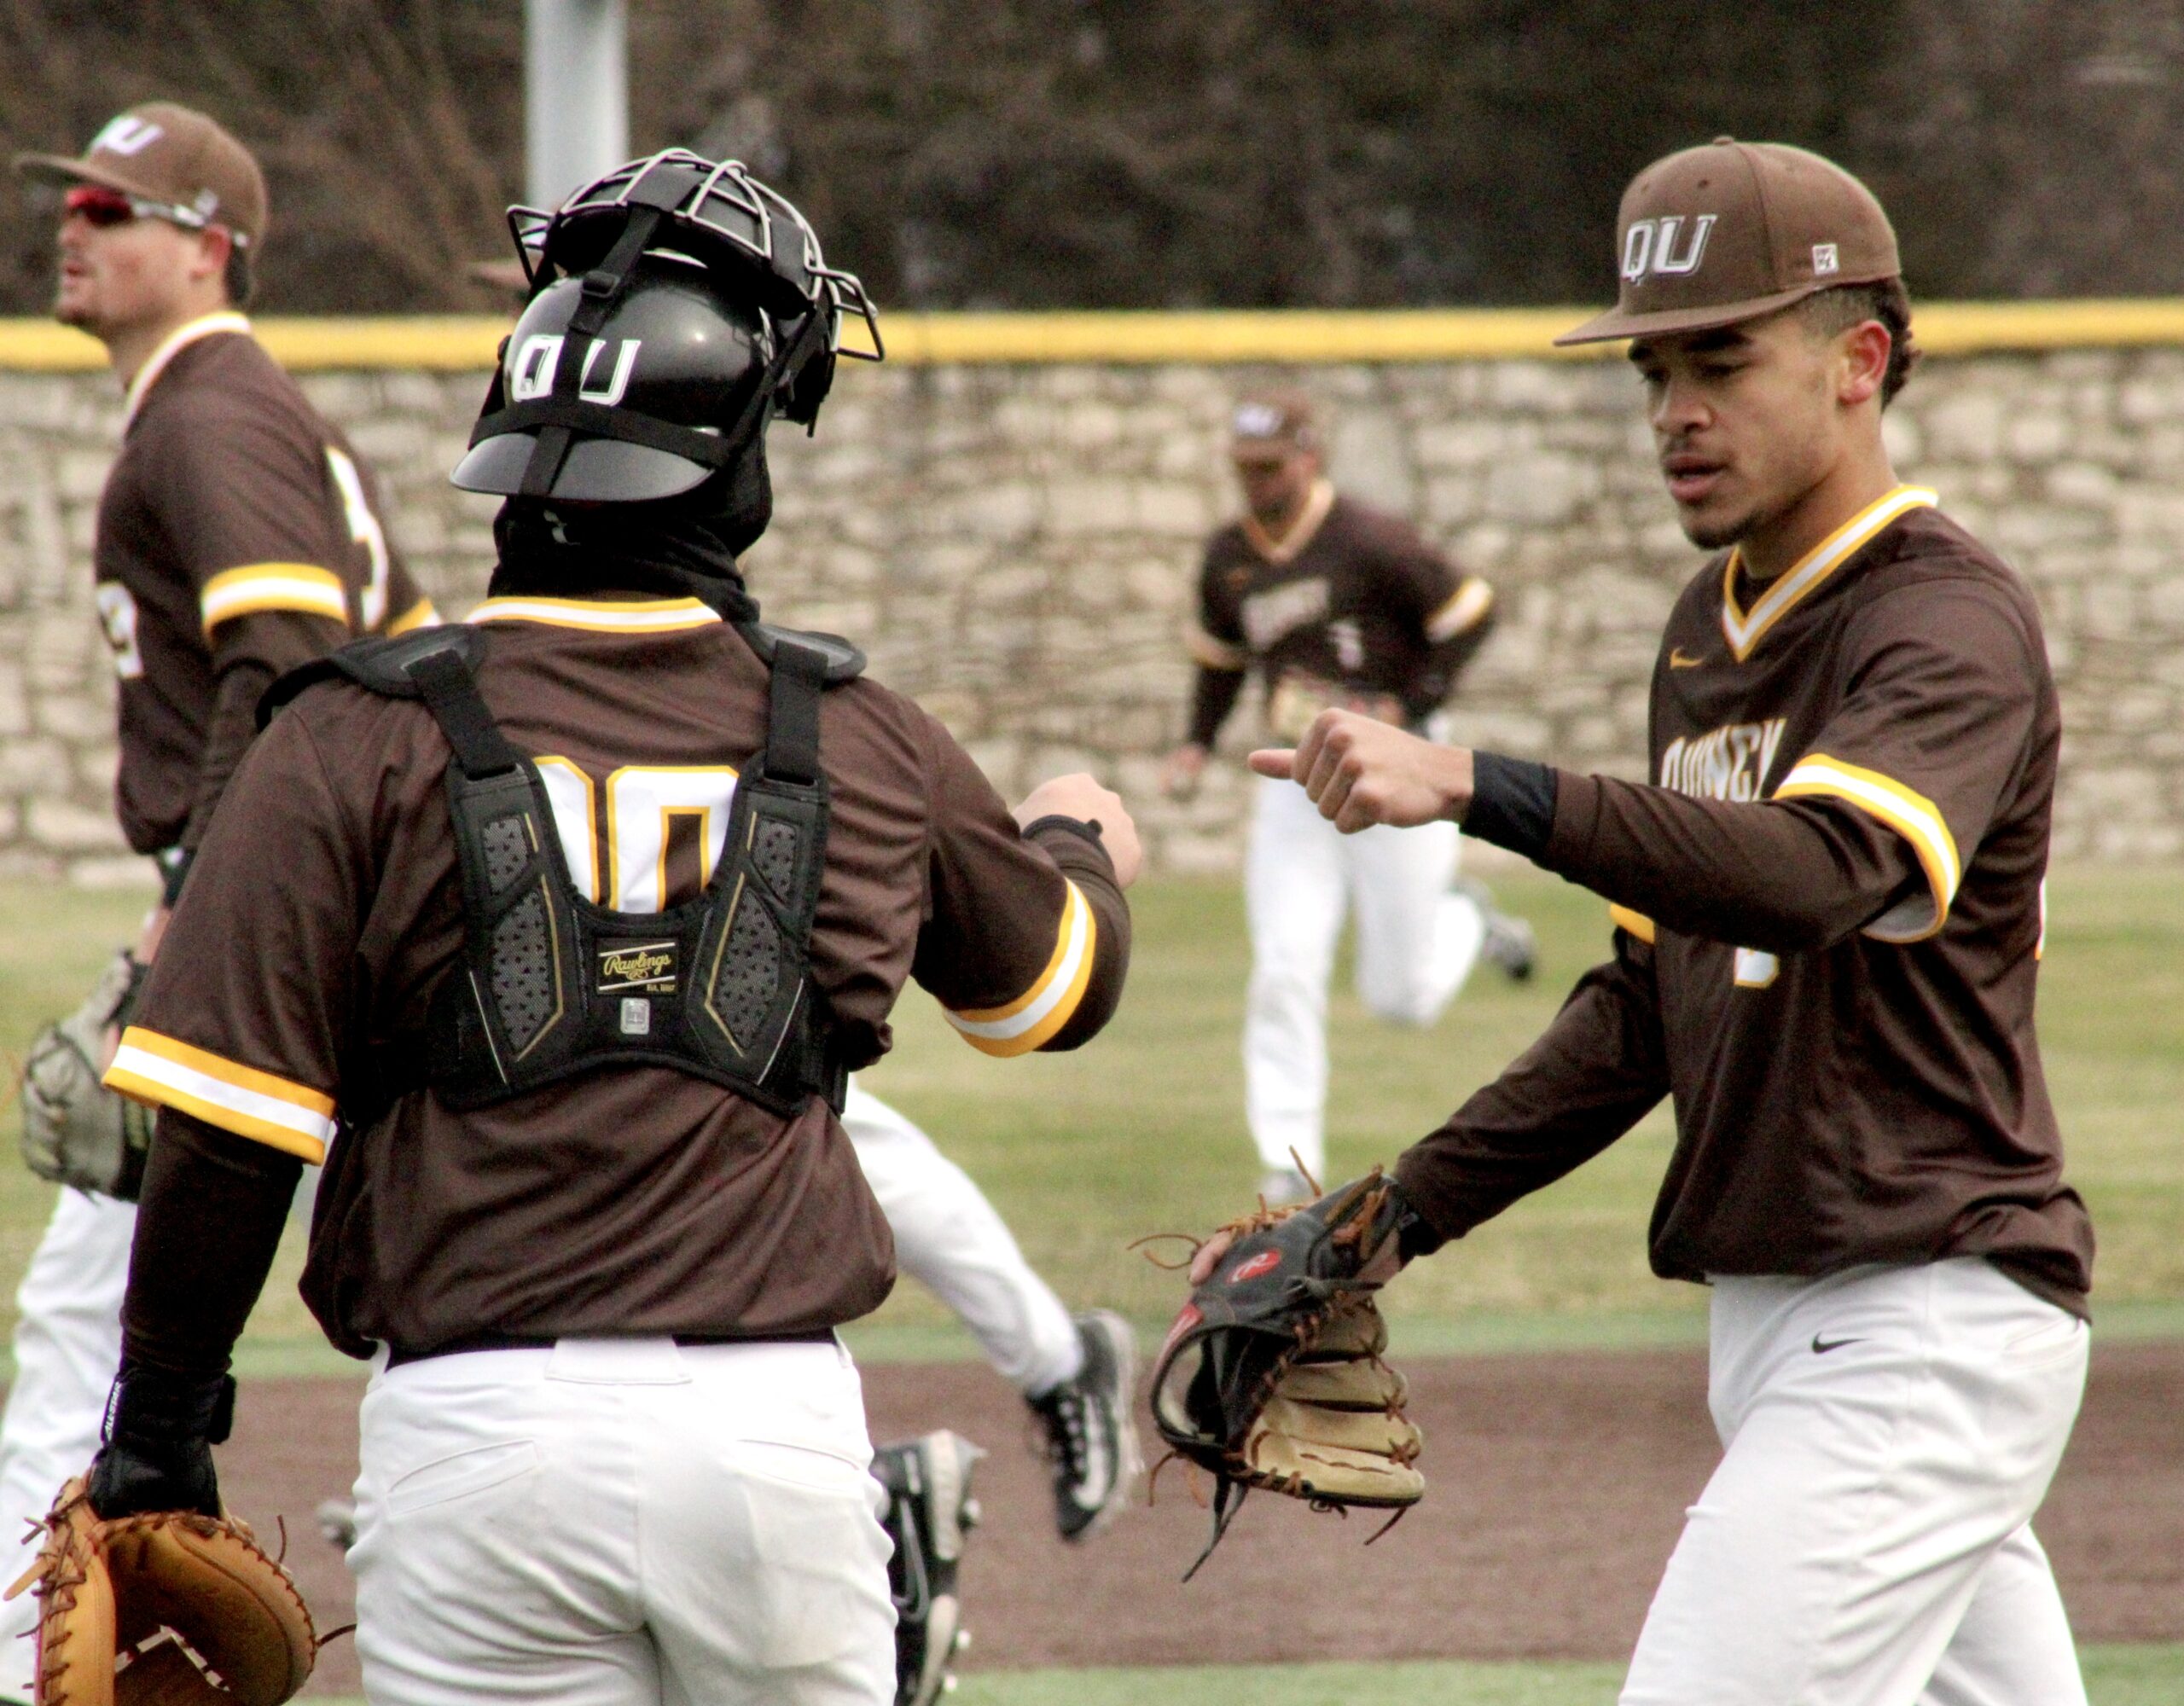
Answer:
top-left (1608, 903), bottom-right (1656, 944)
top-left (103, 1026), bottom-right (336, 1163)
top-left (1426, 577), bottom-right (1495, 642)
top-left (1186, 622), bottom-right (1249, 671)
top-left (386, 595), bottom-right (441, 635)
top-left (200, 562), bottom-right (351, 635)
top-left (1774, 753), bottom-right (1961, 942)
top-left (944, 880), bottom-right (1098, 1057)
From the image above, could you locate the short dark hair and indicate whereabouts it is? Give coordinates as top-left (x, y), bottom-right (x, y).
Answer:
top-left (221, 235), bottom-right (253, 307)
top-left (1800, 279), bottom-right (1919, 406)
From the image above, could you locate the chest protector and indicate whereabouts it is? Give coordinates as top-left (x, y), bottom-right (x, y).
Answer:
top-left (265, 622), bottom-right (861, 1117)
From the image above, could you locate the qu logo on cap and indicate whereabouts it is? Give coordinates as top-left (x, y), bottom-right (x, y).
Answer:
top-left (1622, 213), bottom-right (1718, 283)
top-left (89, 115), bottom-right (165, 157)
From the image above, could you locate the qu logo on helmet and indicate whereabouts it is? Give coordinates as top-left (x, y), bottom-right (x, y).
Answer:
top-left (1622, 214), bottom-right (1718, 283)
top-left (508, 334), bottom-right (644, 406)
top-left (1228, 1250), bottom-right (1281, 1285)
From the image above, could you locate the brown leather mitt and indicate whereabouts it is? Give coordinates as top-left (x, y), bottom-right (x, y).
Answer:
top-left (1147, 1170), bottom-right (1423, 1577)
top-left (5, 1477), bottom-right (317, 1705)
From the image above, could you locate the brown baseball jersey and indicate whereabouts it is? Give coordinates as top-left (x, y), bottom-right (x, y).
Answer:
top-left (94, 313), bottom-right (436, 853)
top-left (1397, 487), bottom-right (2094, 1314)
top-left (107, 594), bottom-right (1130, 1355)
top-left (1186, 483), bottom-right (1494, 745)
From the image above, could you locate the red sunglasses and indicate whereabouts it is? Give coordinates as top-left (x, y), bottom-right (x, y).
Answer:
top-left (63, 183), bottom-right (211, 232)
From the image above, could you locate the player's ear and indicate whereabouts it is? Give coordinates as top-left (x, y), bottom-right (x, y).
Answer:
top-left (1836, 318), bottom-right (1891, 409)
top-left (188, 224), bottom-right (235, 292)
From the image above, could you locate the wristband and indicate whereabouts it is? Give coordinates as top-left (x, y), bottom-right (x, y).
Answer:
top-left (1461, 751), bottom-right (1559, 861)
top-left (1020, 814), bottom-right (1107, 850)
top-left (105, 1366), bottom-right (236, 1448)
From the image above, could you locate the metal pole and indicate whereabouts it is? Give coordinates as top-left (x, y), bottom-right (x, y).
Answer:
top-left (525, 0), bottom-right (630, 209)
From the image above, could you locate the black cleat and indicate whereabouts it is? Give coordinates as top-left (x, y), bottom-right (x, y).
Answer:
top-left (873, 1429), bottom-right (984, 1706)
top-left (1025, 1310), bottom-right (1141, 1543)
top-left (1483, 909), bottom-right (1537, 982)
top-left (316, 1499), bottom-right (358, 1552)
top-left (1459, 876), bottom-right (1536, 982)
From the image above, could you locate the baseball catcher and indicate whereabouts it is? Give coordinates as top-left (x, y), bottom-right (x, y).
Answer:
top-left (1148, 1169), bottom-right (1422, 1575)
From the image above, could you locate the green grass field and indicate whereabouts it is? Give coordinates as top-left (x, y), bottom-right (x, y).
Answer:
top-left (2, 866), bottom-right (2181, 1356)
top-left (3, 869), bottom-right (2180, 1699)
top-left (295, 1640), bottom-right (2184, 1706)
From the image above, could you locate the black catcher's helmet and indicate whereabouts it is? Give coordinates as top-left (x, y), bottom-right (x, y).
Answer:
top-left (452, 149), bottom-right (882, 504)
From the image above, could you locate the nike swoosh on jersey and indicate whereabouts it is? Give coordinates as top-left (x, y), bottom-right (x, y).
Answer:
top-left (1810, 1332), bottom-right (1862, 1354)
top-left (1670, 647), bottom-right (1706, 669)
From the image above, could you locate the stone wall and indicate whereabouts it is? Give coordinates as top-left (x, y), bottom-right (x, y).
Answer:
top-left (3, 344), bottom-right (2182, 881)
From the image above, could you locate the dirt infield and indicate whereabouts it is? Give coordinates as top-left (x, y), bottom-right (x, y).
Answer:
top-left (212, 1339), bottom-right (2184, 1697)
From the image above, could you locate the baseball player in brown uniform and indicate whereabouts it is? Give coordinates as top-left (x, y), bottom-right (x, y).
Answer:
top-left (0, 103), bottom-right (433, 1701)
top-left (90, 151), bottom-right (1137, 1706)
top-left (460, 204), bottom-right (1141, 1569)
top-left (1238, 141), bottom-right (2095, 1703)
top-left (1166, 393), bottom-right (1531, 1199)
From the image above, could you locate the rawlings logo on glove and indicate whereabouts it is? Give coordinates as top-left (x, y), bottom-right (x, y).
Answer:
top-left (1145, 1169), bottom-right (1423, 1578)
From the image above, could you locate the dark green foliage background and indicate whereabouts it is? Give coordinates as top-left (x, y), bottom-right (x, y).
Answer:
top-left (0, 3), bottom-right (2177, 312)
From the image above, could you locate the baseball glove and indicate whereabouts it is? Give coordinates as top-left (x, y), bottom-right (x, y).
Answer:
top-left (1147, 1169), bottom-right (1422, 1577)
top-left (4, 1477), bottom-right (319, 1705)
top-left (18, 949), bottom-right (153, 1200)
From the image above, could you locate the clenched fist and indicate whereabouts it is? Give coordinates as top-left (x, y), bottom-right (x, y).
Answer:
top-left (1015, 773), bottom-right (1143, 887)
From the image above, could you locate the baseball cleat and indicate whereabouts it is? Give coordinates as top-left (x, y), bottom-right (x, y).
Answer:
top-left (1458, 876), bottom-right (1536, 982)
top-left (1025, 1309), bottom-right (1142, 1542)
top-left (1482, 909), bottom-right (1537, 982)
top-left (316, 1498), bottom-right (358, 1552)
top-left (872, 1429), bottom-right (984, 1706)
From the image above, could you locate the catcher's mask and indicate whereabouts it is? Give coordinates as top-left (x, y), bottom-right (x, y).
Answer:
top-left (452, 149), bottom-right (883, 505)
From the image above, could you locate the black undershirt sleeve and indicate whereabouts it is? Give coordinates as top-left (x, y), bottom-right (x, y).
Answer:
top-left (181, 659), bottom-right (277, 850)
top-left (119, 1107), bottom-right (301, 1384)
top-left (1403, 609), bottom-right (1497, 725)
top-left (1187, 666), bottom-right (1246, 749)
top-left (1461, 751), bottom-right (1560, 860)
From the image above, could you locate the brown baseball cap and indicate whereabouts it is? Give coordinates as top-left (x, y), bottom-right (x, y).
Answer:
top-left (15, 102), bottom-right (267, 248)
top-left (1229, 390), bottom-right (1321, 462)
top-left (1556, 137), bottom-right (1896, 345)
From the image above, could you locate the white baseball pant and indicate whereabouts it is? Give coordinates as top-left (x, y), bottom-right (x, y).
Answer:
top-left (0, 1187), bottom-right (136, 1698)
top-left (841, 1082), bottom-right (1081, 1396)
top-left (350, 1337), bottom-right (894, 1706)
top-left (1243, 776), bottom-right (1486, 1180)
top-left (0, 1171), bottom-right (321, 1701)
top-left (1620, 1256), bottom-right (2089, 1706)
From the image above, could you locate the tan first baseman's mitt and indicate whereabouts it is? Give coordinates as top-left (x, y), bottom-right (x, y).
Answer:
top-left (5, 1477), bottom-right (317, 1705)
top-left (1147, 1170), bottom-right (1423, 1576)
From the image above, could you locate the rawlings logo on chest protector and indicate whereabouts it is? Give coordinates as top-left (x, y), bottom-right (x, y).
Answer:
top-left (597, 940), bottom-right (678, 994)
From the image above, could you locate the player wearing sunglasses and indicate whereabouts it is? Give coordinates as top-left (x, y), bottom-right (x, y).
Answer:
top-left (0, 104), bottom-right (435, 1702)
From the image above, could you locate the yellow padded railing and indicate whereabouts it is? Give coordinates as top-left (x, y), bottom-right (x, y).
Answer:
top-left (0, 301), bottom-right (2180, 371)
